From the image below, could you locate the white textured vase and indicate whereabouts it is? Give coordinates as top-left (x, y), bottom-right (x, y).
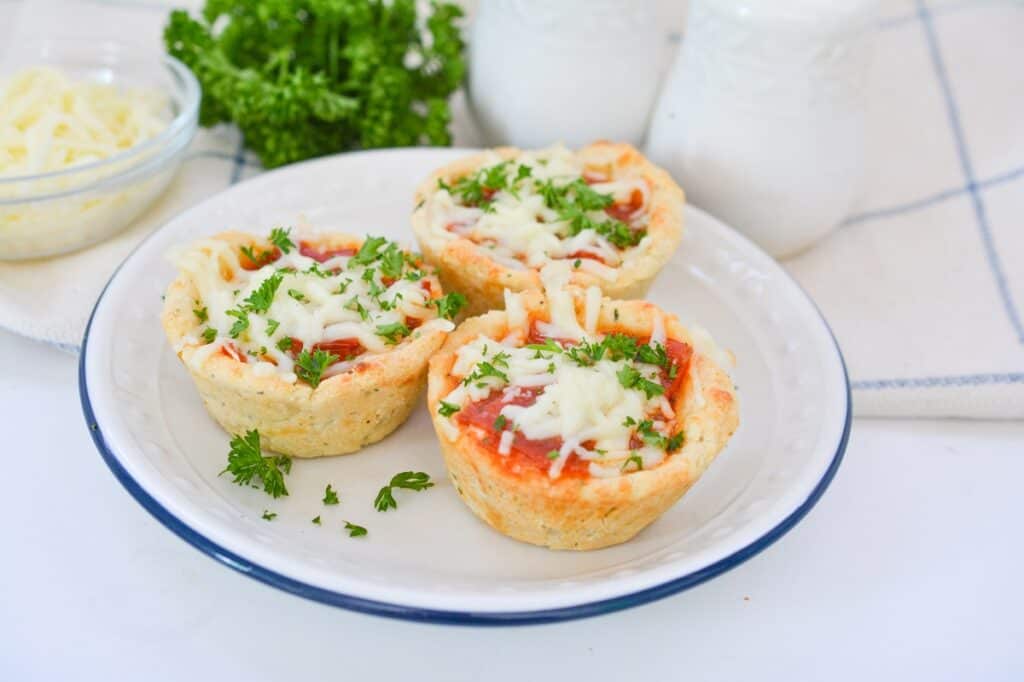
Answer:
top-left (646, 0), bottom-right (880, 257)
top-left (467, 0), bottom-right (663, 148)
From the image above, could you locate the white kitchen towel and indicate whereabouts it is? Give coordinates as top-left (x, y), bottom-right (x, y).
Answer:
top-left (0, 0), bottom-right (1021, 418)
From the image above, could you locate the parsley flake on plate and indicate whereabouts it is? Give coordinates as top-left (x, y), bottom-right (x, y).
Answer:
top-left (220, 429), bottom-right (291, 498)
top-left (374, 471), bottom-right (434, 512)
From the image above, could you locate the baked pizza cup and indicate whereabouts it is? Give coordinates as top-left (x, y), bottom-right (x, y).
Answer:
top-left (411, 141), bottom-right (684, 316)
top-left (426, 267), bottom-right (738, 550)
top-left (162, 228), bottom-right (466, 457)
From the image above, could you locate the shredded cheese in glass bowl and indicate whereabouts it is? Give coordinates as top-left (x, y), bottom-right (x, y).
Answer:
top-left (0, 39), bottom-right (199, 260)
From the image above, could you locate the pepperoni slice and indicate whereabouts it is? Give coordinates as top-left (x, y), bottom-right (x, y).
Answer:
top-left (238, 246), bottom-right (281, 270)
top-left (457, 386), bottom-right (589, 478)
top-left (566, 250), bottom-right (607, 264)
top-left (298, 242), bottom-right (357, 263)
top-left (287, 338), bottom-right (365, 363)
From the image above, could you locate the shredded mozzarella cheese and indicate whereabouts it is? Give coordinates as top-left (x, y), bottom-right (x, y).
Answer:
top-left (424, 145), bottom-right (649, 271)
top-left (0, 67), bottom-right (168, 179)
top-left (174, 233), bottom-right (452, 383)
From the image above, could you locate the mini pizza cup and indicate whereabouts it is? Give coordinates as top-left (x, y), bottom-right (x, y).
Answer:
top-left (426, 289), bottom-right (738, 551)
top-left (162, 230), bottom-right (452, 457)
top-left (412, 141), bottom-right (684, 317)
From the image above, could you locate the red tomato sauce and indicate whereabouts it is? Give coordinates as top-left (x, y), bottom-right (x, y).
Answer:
top-left (238, 246), bottom-right (281, 270)
top-left (605, 188), bottom-right (644, 223)
top-left (298, 242), bottom-right (357, 263)
top-left (566, 250), bottom-right (607, 264)
top-left (287, 337), bottom-right (365, 363)
top-left (457, 386), bottom-right (590, 478)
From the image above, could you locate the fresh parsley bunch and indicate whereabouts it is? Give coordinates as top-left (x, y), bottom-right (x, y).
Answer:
top-left (165, 0), bottom-right (466, 168)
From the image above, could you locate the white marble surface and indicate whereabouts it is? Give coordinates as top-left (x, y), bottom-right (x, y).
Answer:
top-left (1, 326), bottom-right (1021, 680)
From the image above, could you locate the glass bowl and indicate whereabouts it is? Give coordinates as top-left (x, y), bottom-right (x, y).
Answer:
top-left (0, 38), bottom-right (199, 260)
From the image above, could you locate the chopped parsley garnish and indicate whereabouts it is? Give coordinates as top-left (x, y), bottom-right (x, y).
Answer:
top-left (201, 327), bottom-right (217, 343)
top-left (573, 259), bottom-right (582, 269)
top-left (616, 366), bottom-right (664, 399)
top-left (335, 279), bottom-right (351, 295)
top-left (295, 348), bottom-right (338, 388)
top-left (376, 322), bottom-right (410, 344)
top-left (220, 429), bottom-right (291, 498)
top-left (462, 360), bottom-right (509, 386)
top-left (379, 243), bottom-right (405, 280)
top-left (323, 484), bottom-right (340, 506)
top-left (225, 308), bottom-right (249, 338)
top-left (242, 272), bottom-right (283, 313)
top-left (276, 336), bottom-right (295, 352)
top-left (344, 521), bottom-right (368, 537)
top-left (193, 304), bottom-right (208, 322)
top-left (268, 227), bottom-right (295, 253)
top-left (240, 244), bottom-right (273, 267)
top-left (305, 262), bottom-right (330, 278)
top-left (546, 450), bottom-right (560, 460)
top-left (351, 236), bottom-right (387, 265)
top-left (312, 515), bottom-right (322, 525)
top-left (344, 296), bottom-right (369, 320)
top-left (493, 414), bottom-right (507, 430)
top-left (526, 339), bottom-right (562, 356)
top-left (262, 510), bottom-right (277, 521)
top-left (430, 292), bottom-right (468, 320)
top-left (634, 419), bottom-right (681, 451)
top-left (374, 471), bottom-right (434, 512)
top-left (265, 318), bottom-right (280, 336)
top-left (438, 400), bottom-right (460, 418)
top-left (622, 453), bottom-right (644, 471)
top-left (287, 288), bottom-right (307, 303)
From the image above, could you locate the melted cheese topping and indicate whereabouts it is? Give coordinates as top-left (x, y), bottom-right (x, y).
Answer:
top-left (441, 334), bottom-right (677, 479)
top-left (172, 234), bottom-right (453, 383)
top-left (0, 67), bottom-right (168, 179)
top-left (440, 280), bottom-right (682, 479)
top-left (424, 145), bottom-right (650, 272)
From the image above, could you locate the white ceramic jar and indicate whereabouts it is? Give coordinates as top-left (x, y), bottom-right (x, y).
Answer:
top-left (467, 0), bottom-right (664, 148)
top-left (646, 0), bottom-right (880, 257)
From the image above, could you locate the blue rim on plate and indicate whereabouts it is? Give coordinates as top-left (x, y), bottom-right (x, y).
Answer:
top-left (78, 276), bottom-right (851, 626)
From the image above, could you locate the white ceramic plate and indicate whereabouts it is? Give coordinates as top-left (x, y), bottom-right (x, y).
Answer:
top-left (80, 149), bottom-right (849, 624)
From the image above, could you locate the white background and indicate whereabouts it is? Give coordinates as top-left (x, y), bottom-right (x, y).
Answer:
top-left (2, 328), bottom-right (1022, 680)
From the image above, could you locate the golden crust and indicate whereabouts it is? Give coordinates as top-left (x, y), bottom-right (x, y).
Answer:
top-left (426, 290), bottom-right (739, 550)
top-left (411, 141), bottom-right (684, 316)
top-left (162, 231), bottom-right (449, 457)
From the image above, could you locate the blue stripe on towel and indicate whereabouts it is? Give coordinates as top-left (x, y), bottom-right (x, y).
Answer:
top-left (917, 0), bottom-right (1024, 343)
top-left (853, 373), bottom-right (1024, 390)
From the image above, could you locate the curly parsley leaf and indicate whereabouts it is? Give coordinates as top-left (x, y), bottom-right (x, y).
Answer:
top-left (295, 348), bottom-right (338, 388)
top-left (438, 400), bottom-right (460, 418)
top-left (163, 2), bottom-right (465, 168)
top-left (352, 236), bottom-right (388, 266)
top-left (616, 366), bottom-right (665, 400)
top-left (374, 471), bottom-right (434, 512)
top-left (225, 308), bottom-right (249, 338)
top-left (344, 521), bottom-right (368, 537)
top-left (430, 292), bottom-right (467, 320)
top-left (323, 484), bottom-right (340, 506)
top-left (262, 510), bottom-right (277, 521)
top-left (622, 453), bottom-right (644, 472)
top-left (376, 322), bottom-right (410, 345)
top-left (268, 227), bottom-right (295, 253)
top-left (220, 429), bottom-right (291, 498)
top-left (242, 272), bottom-right (283, 314)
